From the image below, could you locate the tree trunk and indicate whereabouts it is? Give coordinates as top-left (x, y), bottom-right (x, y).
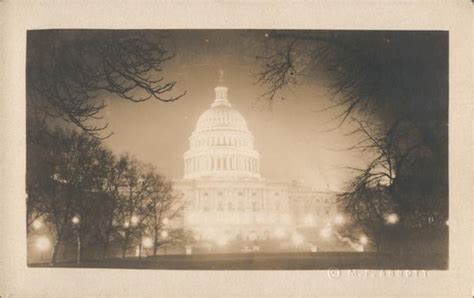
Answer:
top-left (121, 245), bottom-right (127, 258)
top-left (51, 239), bottom-right (61, 264)
top-left (102, 238), bottom-right (110, 259)
top-left (138, 231), bottom-right (143, 260)
top-left (153, 233), bottom-right (158, 256)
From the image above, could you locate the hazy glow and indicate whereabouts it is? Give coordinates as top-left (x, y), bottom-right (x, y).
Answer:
top-left (385, 213), bottom-right (399, 225)
top-left (320, 225), bottom-right (332, 239)
top-left (304, 214), bottom-right (315, 227)
top-left (161, 230), bottom-right (169, 238)
top-left (334, 214), bottom-right (345, 225)
top-left (131, 215), bottom-right (139, 225)
top-left (216, 236), bottom-right (228, 246)
top-left (32, 220), bottom-right (43, 230)
top-left (162, 217), bottom-right (169, 225)
top-left (274, 227), bottom-right (286, 239)
top-left (142, 237), bottom-right (153, 248)
top-left (185, 246), bottom-right (192, 255)
top-left (291, 232), bottom-right (304, 246)
top-left (359, 235), bottom-right (369, 245)
top-left (71, 215), bottom-right (80, 225)
top-left (123, 221), bottom-right (130, 228)
top-left (36, 236), bottom-right (50, 251)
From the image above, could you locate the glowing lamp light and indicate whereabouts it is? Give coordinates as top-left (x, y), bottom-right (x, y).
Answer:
top-left (249, 232), bottom-right (257, 242)
top-left (359, 235), bottom-right (369, 245)
top-left (161, 230), bottom-right (169, 238)
top-left (291, 233), bottom-right (304, 246)
top-left (303, 215), bottom-right (315, 227)
top-left (320, 226), bottom-right (332, 239)
top-left (334, 214), bottom-right (345, 225)
top-left (162, 217), bottom-right (169, 225)
top-left (142, 237), bottom-right (153, 248)
top-left (385, 213), bottom-right (399, 225)
top-left (71, 215), bottom-right (80, 225)
top-left (274, 227), bottom-right (286, 239)
top-left (185, 246), bottom-right (192, 255)
top-left (124, 221), bottom-right (130, 228)
top-left (32, 220), bottom-right (43, 230)
top-left (131, 215), bottom-right (139, 225)
top-left (36, 236), bottom-right (50, 251)
top-left (216, 237), bottom-right (228, 247)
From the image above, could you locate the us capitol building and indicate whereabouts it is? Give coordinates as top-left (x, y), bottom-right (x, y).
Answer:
top-left (173, 75), bottom-right (342, 252)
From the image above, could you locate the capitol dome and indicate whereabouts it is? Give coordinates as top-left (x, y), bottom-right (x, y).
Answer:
top-left (183, 77), bottom-right (261, 180)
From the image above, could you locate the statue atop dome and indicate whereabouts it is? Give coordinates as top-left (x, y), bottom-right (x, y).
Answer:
top-left (212, 70), bottom-right (230, 107)
top-left (218, 69), bottom-right (225, 84)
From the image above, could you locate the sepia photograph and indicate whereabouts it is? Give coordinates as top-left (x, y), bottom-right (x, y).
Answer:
top-left (25, 29), bottom-right (449, 270)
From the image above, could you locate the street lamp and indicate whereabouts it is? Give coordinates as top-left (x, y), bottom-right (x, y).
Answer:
top-left (291, 232), bottom-right (304, 246)
top-left (131, 215), bottom-right (139, 226)
top-left (32, 219), bottom-right (43, 230)
top-left (334, 214), bottom-right (345, 225)
top-left (71, 215), bottom-right (80, 225)
top-left (36, 236), bottom-right (50, 262)
top-left (161, 230), bottom-right (168, 239)
top-left (216, 236), bottom-right (228, 247)
top-left (320, 225), bottom-right (332, 239)
top-left (274, 227), bottom-right (286, 239)
top-left (71, 215), bottom-right (81, 264)
top-left (385, 213), bottom-right (399, 225)
top-left (142, 237), bottom-right (153, 249)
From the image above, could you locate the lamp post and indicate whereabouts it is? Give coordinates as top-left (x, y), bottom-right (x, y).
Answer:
top-left (71, 215), bottom-right (81, 264)
top-left (36, 236), bottom-right (50, 262)
top-left (161, 230), bottom-right (168, 255)
top-left (359, 235), bottom-right (368, 252)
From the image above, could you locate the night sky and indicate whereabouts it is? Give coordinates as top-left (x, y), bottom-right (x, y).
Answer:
top-left (87, 30), bottom-right (371, 190)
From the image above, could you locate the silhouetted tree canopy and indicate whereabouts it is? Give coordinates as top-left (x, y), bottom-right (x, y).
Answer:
top-left (27, 30), bottom-right (185, 137)
top-left (257, 31), bottom-right (448, 247)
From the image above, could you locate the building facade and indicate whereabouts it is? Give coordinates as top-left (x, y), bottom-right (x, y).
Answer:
top-left (173, 77), bottom-right (341, 252)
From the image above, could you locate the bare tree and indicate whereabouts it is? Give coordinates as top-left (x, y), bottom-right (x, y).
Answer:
top-left (27, 30), bottom-right (185, 137)
top-left (26, 127), bottom-right (110, 263)
top-left (257, 31), bottom-right (448, 251)
top-left (145, 176), bottom-right (186, 256)
top-left (112, 157), bottom-right (158, 258)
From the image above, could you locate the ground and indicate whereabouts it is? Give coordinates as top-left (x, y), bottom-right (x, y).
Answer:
top-left (29, 252), bottom-right (447, 270)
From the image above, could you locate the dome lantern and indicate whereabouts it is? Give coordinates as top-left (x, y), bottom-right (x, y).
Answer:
top-left (212, 70), bottom-right (230, 107)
